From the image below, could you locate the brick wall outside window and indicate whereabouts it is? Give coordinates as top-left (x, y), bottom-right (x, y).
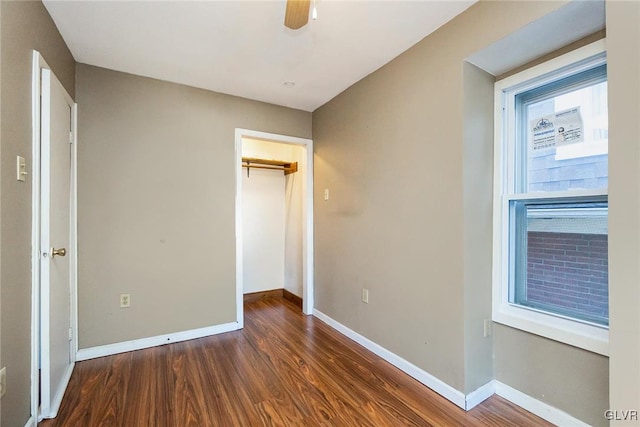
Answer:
top-left (527, 231), bottom-right (608, 321)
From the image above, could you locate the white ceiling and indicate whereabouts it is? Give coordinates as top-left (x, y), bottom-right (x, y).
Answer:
top-left (43, 0), bottom-right (475, 112)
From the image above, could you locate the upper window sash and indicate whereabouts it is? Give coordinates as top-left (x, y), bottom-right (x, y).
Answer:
top-left (495, 41), bottom-right (607, 199)
top-left (514, 65), bottom-right (608, 194)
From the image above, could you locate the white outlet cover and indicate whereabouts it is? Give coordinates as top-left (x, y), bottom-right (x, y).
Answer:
top-left (0, 366), bottom-right (6, 398)
top-left (120, 293), bottom-right (131, 308)
top-left (16, 156), bottom-right (27, 182)
top-left (483, 319), bottom-right (492, 337)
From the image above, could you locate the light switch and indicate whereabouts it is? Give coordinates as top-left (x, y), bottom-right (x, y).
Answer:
top-left (17, 156), bottom-right (27, 182)
top-left (324, 188), bottom-right (329, 201)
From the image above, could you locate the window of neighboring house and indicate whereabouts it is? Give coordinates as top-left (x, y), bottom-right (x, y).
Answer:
top-left (493, 40), bottom-right (609, 355)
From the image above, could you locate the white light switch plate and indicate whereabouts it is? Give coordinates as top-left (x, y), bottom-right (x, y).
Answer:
top-left (17, 156), bottom-right (27, 182)
top-left (362, 288), bottom-right (369, 304)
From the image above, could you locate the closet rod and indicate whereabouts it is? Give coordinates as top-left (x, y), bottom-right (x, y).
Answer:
top-left (242, 164), bottom-right (290, 172)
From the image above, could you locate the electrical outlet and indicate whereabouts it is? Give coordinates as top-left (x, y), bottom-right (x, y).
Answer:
top-left (0, 367), bottom-right (6, 398)
top-left (483, 319), bottom-right (492, 337)
top-left (362, 288), bottom-right (369, 304)
top-left (120, 293), bottom-right (131, 308)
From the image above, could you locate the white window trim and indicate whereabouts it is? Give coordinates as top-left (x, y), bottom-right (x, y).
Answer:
top-left (492, 39), bottom-right (609, 356)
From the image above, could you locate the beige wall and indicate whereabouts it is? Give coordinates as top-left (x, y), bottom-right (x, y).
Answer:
top-left (607, 1), bottom-right (640, 424)
top-left (313, 0), bottom-right (565, 394)
top-left (462, 62), bottom-right (494, 394)
top-left (313, 1), bottom-right (611, 424)
top-left (494, 324), bottom-right (609, 426)
top-left (76, 64), bottom-right (311, 348)
top-left (0, 2), bottom-right (3, 422)
top-left (0, 1), bottom-right (75, 425)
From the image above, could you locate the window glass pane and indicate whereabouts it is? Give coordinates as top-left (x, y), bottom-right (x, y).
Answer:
top-left (522, 78), bottom-right (608, 193)
top-left (511, 200), bottom-right (608, 326)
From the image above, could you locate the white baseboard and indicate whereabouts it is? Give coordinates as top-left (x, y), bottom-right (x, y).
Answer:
top-left (312, 309), bottom-right (590, 425)
top-left (76, 322), bottom-right (239, 361)
top-left (24, 416), bottom-right (36, 427)
top-left (312, 309), bottom-right (467, 409)
top-left (465, 381), bottom-right (495, 410)
top-left (494, 381), bottom-right (590, 427)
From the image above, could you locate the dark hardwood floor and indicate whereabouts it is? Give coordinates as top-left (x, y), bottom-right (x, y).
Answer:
top-left (42, 298), bottom-right (551, 426)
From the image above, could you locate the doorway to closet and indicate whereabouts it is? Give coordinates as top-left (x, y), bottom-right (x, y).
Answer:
top-left (234, 129), bottom-right (314, 327)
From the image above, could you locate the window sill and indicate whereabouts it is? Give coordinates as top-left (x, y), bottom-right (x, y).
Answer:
top-left (493, 303), bottom-right (609, 356)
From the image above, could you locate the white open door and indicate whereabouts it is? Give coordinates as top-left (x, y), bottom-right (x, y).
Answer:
top-left (40, 67), bottom-right (75, 419)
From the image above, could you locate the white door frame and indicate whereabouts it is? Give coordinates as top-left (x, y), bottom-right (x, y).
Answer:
top-left (235, 128), bottom-right (314, 325)
top-left (31, 50), bottom-right (78, 422)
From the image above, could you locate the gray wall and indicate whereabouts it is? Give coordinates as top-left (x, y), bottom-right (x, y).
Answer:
top-left (313, 0), bottom-right (564, 393)
top-left (0, 1), bottom-right (75, 425)
top-left (76, 64), bottom-right (311, 348)
top-left (607, 1), bottom-right (640, 423)
top-left (494, 324), bottom-right (609, 426)
top-left (312, 1), bottom-right (610, 424)
top-left (462, 62), bottom-right (494, 394)
top-left (0, 3), bottom-right (3, 422)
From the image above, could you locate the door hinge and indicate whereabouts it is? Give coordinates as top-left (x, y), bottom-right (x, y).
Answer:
top-left (68, 328), bottom-right (73, 341)
top-left (69, 131), bottom-right (73, 144)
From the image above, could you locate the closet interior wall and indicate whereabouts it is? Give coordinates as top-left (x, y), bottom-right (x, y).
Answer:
top-left (242, 138), bottom-right (305, 298)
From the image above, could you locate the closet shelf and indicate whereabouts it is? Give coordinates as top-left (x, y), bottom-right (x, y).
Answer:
top-left (242, 157), bottom-right (298, 175)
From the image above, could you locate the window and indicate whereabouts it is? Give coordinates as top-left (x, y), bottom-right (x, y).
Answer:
top-left (493, 40), bottom-right (608, 355)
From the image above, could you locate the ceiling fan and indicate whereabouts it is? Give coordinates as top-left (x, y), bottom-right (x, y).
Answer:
top-left (284, 0), bottom-right (316, 30)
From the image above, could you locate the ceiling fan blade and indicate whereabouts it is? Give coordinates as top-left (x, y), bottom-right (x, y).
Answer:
top-left (284, 0), bottom-right (310, 30)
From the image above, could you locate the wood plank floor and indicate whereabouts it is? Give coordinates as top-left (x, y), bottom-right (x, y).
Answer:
top-left (42, 298), bottom-right (552, 426)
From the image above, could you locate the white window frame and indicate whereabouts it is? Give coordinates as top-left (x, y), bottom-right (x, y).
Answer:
top-left (492, 40), bottom-right (609, 356)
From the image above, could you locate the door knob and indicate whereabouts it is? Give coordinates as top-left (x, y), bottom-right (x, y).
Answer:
top-left (51, 248), bottom-right (66, 258)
